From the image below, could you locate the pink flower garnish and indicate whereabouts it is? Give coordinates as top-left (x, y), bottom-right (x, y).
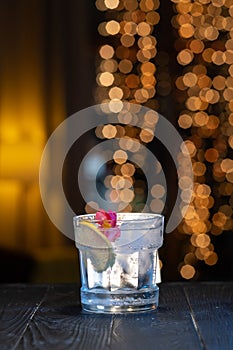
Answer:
top-left (95, 210), bottom-right (120, 242)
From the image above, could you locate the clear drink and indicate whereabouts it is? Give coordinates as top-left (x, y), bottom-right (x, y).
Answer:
top-left (73, 213), bottom-right (164, 313)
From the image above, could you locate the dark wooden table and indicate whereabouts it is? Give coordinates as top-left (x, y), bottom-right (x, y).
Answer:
top-left (0, 282), bottom-right (232, 350)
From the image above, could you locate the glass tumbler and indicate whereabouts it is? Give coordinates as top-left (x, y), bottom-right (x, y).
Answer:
top-left (73, 213), bottom-right (164, 313)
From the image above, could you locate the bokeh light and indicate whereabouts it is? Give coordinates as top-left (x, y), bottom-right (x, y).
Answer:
top-left (172, 0), bottom-right (233, 279)
top-left (94, 0), bottom-right (233, 280)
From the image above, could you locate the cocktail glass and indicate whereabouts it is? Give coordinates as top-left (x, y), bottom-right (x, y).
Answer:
top-left (73, 212), bottom-right (164, 313)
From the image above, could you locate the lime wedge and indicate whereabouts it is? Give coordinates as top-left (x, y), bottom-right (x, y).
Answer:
top-left (75, 221), bottom-right (115, 272)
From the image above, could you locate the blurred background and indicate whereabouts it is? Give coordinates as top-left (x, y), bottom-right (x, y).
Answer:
top-left (0, 0), bottom-right (232, 284)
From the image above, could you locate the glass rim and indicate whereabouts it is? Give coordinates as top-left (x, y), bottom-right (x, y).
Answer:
top-left (73, 212), bottom-right (164, 225)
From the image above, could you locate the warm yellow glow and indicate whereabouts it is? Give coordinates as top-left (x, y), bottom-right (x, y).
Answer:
top-left (0, 64), bottom-right (47, 185)
top-left (0, 180), bottom-right (21, 249)
top-left (0, 6), bottom-right (68, 254)
top-left (0, 142), bottom-right (43, 181)
top-left (0, 121), bottom-right (21, 144)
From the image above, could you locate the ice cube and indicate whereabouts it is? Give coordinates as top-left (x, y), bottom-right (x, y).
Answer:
top-left (110, 252), bottom-right (139, 289)
top-left (115, 226), bottom-right (162, 251)
top-left (114, 214), bottom-right (163, 250)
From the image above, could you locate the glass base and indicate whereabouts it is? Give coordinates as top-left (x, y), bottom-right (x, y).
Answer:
top-left (81, 286), bottom-right (159, 314)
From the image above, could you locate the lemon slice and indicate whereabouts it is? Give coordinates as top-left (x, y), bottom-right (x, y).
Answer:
top-left (75, 221), bottom-right (115, 272)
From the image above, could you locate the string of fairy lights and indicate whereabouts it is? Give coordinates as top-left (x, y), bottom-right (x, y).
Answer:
top-left (88, 0), bottom-right (233, 280)
top-left (92, 0), bottom-right (163, 216)
top-left (172, 0), bottom-right (233, 279)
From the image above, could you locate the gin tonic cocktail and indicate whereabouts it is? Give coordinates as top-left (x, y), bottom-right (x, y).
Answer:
top-left (73, 212), bottom-right (164, 313)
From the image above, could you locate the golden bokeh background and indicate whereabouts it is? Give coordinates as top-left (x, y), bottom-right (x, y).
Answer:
top-left (0, 0), bottom-right (232, 282)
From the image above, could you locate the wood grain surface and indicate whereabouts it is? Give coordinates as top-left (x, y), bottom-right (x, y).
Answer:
top-left (183, 283), bottom-right (233, 350)
top-left (0, 282), bottom-right (232, 350)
